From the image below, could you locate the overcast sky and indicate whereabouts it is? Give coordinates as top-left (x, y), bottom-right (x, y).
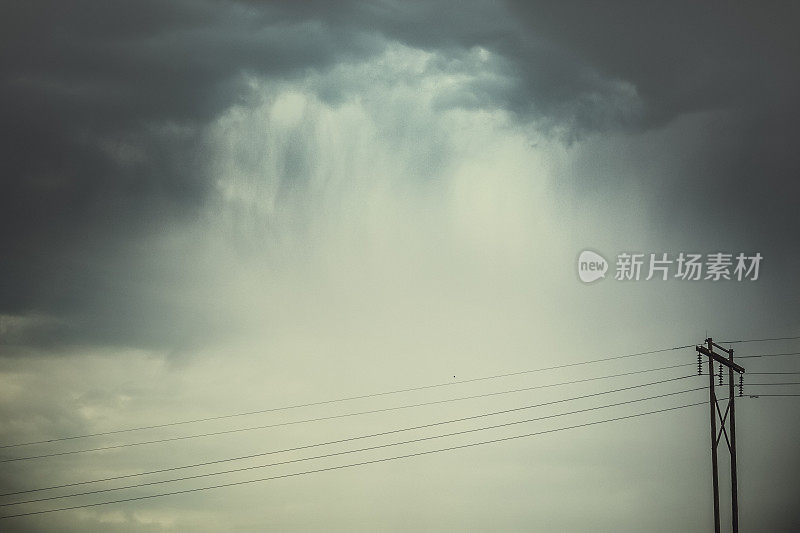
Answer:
top-left (1, 1), bottom-right (798, 531)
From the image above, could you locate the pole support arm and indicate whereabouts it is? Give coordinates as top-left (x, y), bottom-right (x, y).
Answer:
top-left (696, 345), bottom-right (745, 374)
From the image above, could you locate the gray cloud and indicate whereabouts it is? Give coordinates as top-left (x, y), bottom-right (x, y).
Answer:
top-left (502, 0), bottom-right (799, 320)
top-left (0, 0), bottom-right (387, 351)
top-left (1, 0), bottom-right (798, 355)
top-left (507, 1), bottom-right (800, 122)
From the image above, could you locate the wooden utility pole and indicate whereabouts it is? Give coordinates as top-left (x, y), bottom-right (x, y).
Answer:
top-left (707, 338), bottom-right (720, 533)
top-left (696, 338), bottom-right (744, 533)
top-left (727, 345), bottom-right (739, 533)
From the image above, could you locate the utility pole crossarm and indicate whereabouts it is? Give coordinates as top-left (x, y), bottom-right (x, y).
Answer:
top-left (696, 345), bottom-right (745, 374)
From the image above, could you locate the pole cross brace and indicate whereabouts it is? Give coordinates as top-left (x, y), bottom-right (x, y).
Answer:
top-left (715, 399), bottom-right (732, 451)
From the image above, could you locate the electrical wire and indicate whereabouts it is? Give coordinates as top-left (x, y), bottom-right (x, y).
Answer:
top-left (719, 336), bottom-right (800, 344)
top-left (745, 372), bottom-right (800, 375)
top-left (744, 394), bottom-right (800, 398)
top-left (739, 382), bottom-right (800, 386)
top-left (1, 384), bottom-right (702, 500)
top-left (0, 374), bottom-right (696, 464)
top-left (0, 363), bottom-right (694, 455)
top-left (737, 352), bottom-right (800, 360)
top-left (0, 343), bottom-right (695, 449)
top-left (0, 387), bottom-right (705, 507)
top-left (0, 400), bottom-right (707, 520)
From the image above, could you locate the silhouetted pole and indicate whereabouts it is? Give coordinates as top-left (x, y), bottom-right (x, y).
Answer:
top-left (728, 347), bottom-right (738, 533)
top-left (696, 338), bottom-right (744, 533)
top-left (708, 337), bottom-right (721, 533)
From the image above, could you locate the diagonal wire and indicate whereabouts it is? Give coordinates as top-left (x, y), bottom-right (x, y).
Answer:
top-left (720, 336), bottom-right (800, 344)
top-left (0, 374), bottom-right (696, 464)
top-left (737, 352), bottom-right (800, 359)
top-left (0, 370), bottom-right (692, 497)
top-left (746, 372), bottom-right (800, 375)
top-left (0, 401), bottom-right (707, 520)
top-left (0, 387), bottom-right (705, 507)
top-left (0, 343), bottom-right (695, 449)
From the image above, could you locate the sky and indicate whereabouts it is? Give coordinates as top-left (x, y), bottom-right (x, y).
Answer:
top-left (0, 1), bottom-right (798, 531)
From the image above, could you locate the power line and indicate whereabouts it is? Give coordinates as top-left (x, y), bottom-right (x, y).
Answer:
top-left (720, 336), bottom-right (800, 344)
top-left (0, 374), bottom-right (696, 464)
top-left (745, 372), bottom-right (800, 375)
top-left (740, 382), bottom-right (800, 386)
top-left (0, 400), bottom-right (707, 520)
top-left (744, 394), bottom-right (800, 398)
top-left (0, 387), bottom-right (704, 507)
top-left (737, 352), bottom-right (800, 360)
top-left (1, 386), bottom-right (703, 504)
top-left (0, 343), bottom-right (694, 449)
top-left (0, 363), bottom-right (694, 456)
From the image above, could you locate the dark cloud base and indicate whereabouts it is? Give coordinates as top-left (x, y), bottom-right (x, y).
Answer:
top-left (1, 0), bottom-right (797, 352)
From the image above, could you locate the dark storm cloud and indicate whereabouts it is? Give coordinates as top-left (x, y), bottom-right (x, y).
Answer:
top-left (0, 0), bottom-right (566, 352)
top-left (1, 0), bottom-right (797, 352)
top-left (0, 0), bottom-right (386, 351)
top-left (504, 0), bottom-right (800, 303)
top-left (507, 0), bottom-right (800, 125)
top-left (314, 0), bottom-right (646, 134)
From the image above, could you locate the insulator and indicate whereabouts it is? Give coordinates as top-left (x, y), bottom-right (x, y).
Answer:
top-left (718, 365), bottom-right (723, 385)
top-left (697, 353), bottom-right (702, 375)
top-left (738, 374), bottom-right (744, 397)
